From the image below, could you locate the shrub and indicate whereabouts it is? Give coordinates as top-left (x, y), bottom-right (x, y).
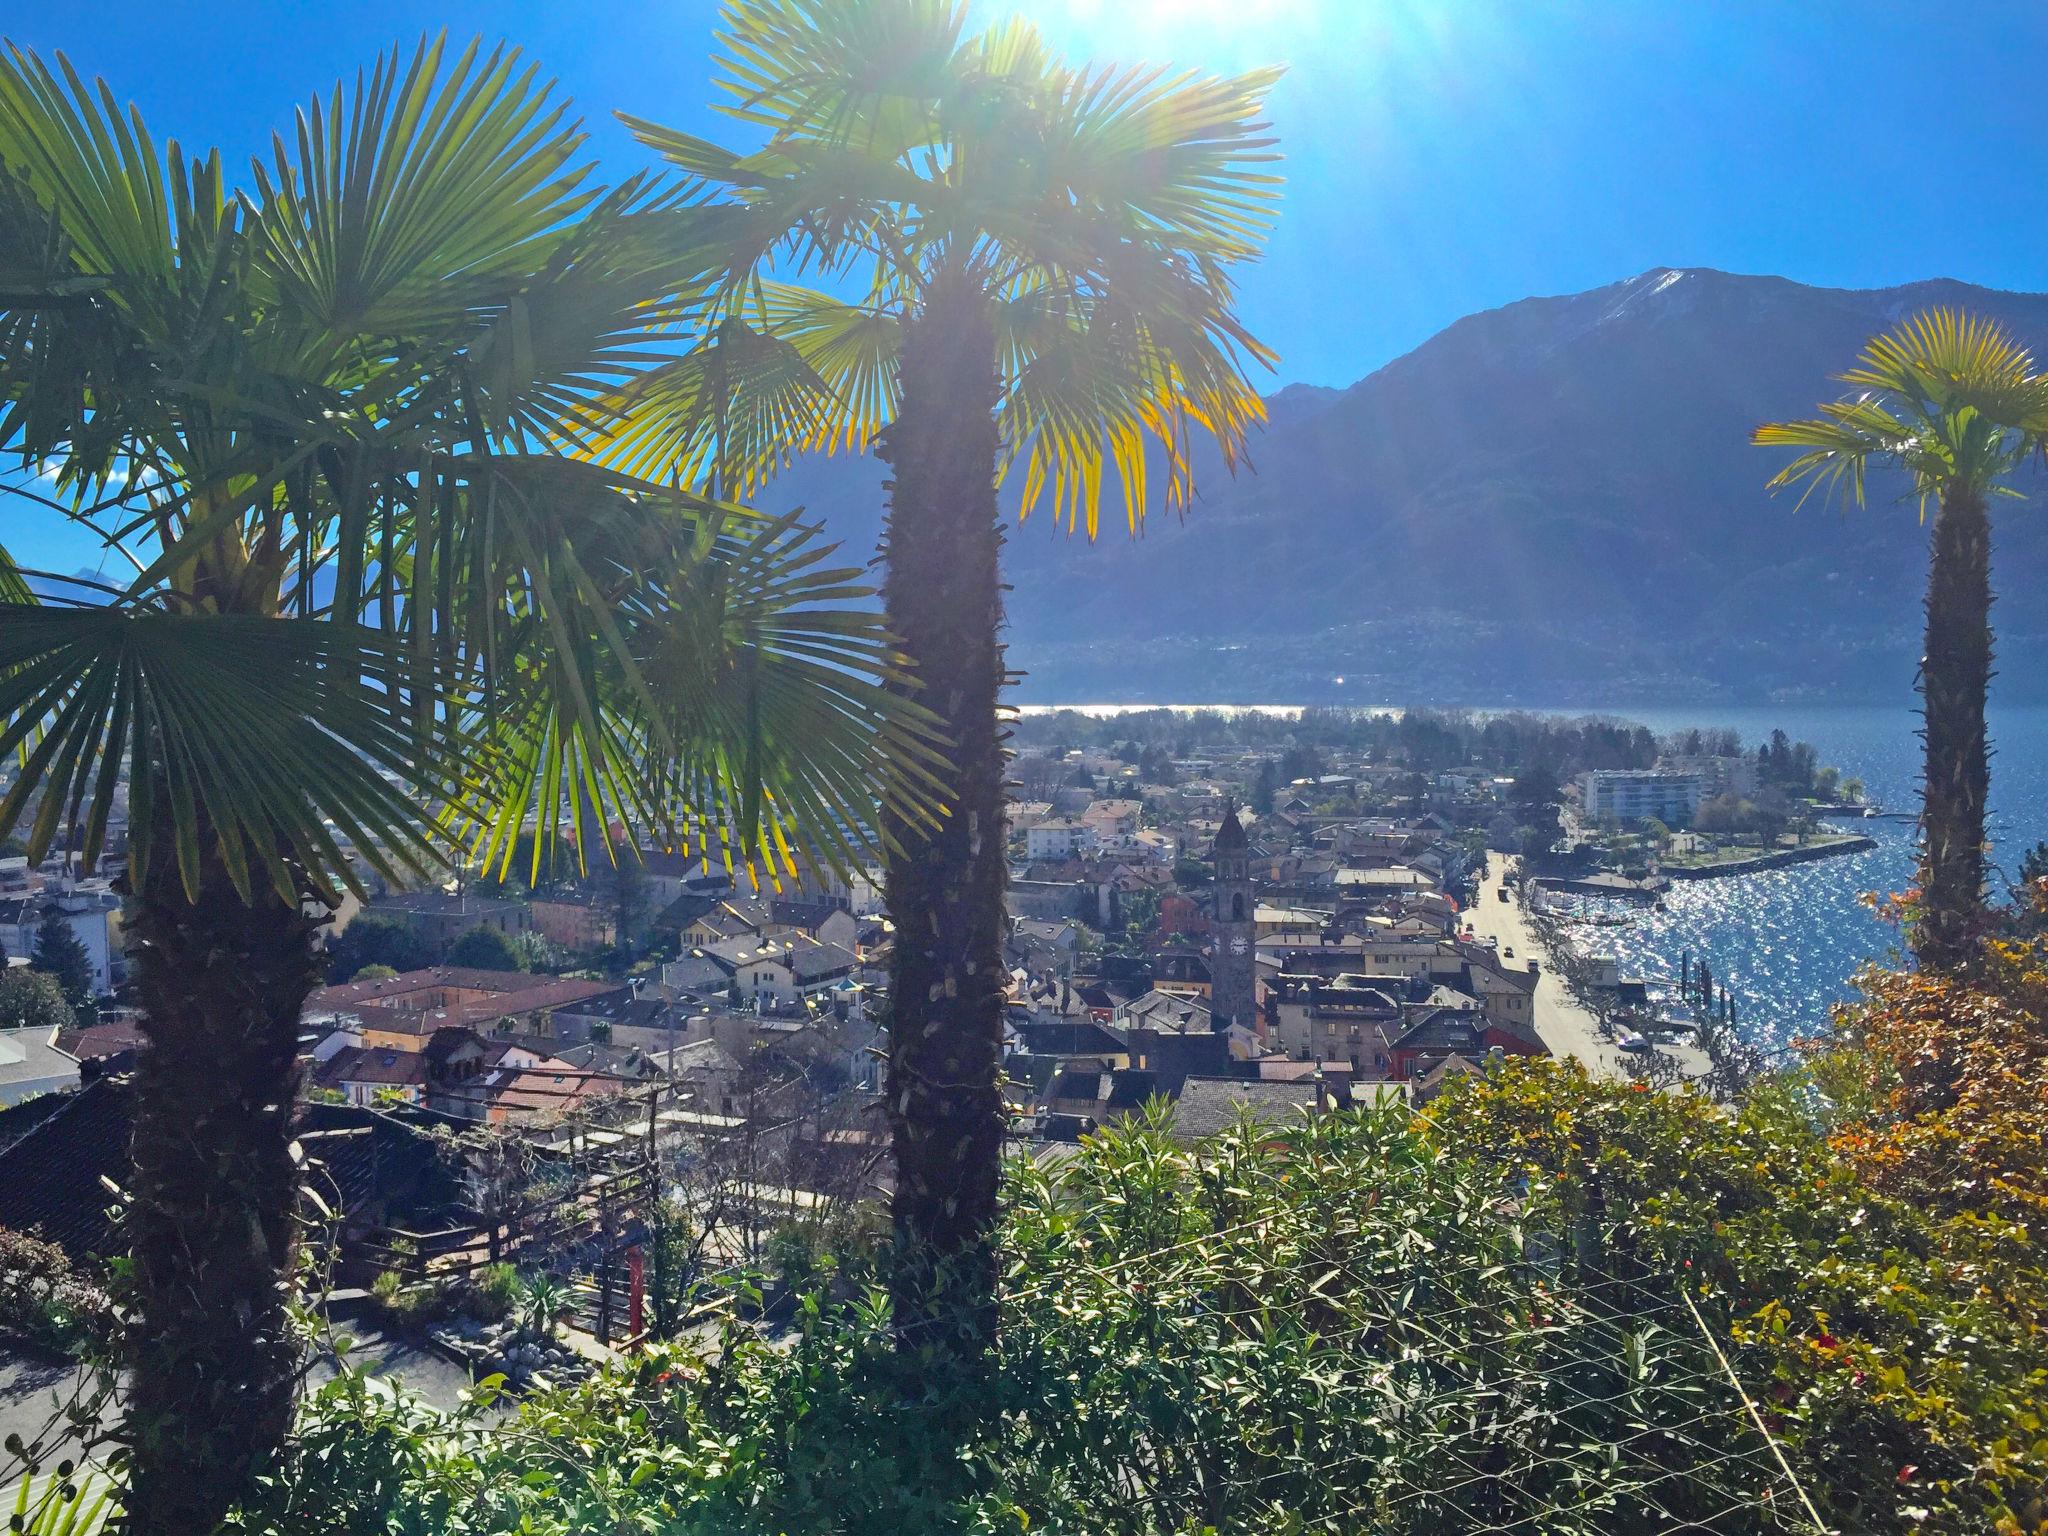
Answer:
top-left (468, 1264), bottom-right (519, 1324)
top-left (0, 1226), bottom-right (112, 1356)
top-left (517, 1273), bottom-right (566, 1337)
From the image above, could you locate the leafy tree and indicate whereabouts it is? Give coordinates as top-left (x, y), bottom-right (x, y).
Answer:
top-left (326, 915), bottom-right (432, 983)
top-left (1842, 775), bottom-right (1866, 804)
top-left (604, 849), bottom-right (650, 961)
top-left (350, 965), bottom-right (399, 984)
top-left (1250, 759), bottom-right (1277, 816)
top-left (1509, 762), bottom-right (1561, 810)
top-left (0, 967), bottom-right (75, 1034)
top-left (1758, 310), bottom-right (2048, 968)
top-left (608, 0), bottom-right (1277, 1348)
top-left (29, 912), bottom-right (94, 1012)
top-left (0, 38), bottom-right (938, 1529)
top-left (445, 925), bottom-right (527, 972)
top-left (1277, 744), bottom-right (1324, 785)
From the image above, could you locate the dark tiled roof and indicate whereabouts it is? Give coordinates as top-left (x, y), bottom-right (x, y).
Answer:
top-left (0, 1075), bottom-right (131, 1261)
top-left (1010, 1020), bottom-right (1126, 1057)
top-left (317, 1045), bottom-right (430, 1088)
top-left (53, 1019), bottom-right (147, 1061)
top-left (1170, 1077), bottom-right (1317, 1143)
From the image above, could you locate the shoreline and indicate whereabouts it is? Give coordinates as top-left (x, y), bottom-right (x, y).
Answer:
top-left (1464, 853), bottom-right (1708, 1084)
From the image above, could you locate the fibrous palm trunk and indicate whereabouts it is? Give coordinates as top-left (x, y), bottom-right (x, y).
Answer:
top-left (124, 825), bottom-right (322, 1534)
top-left (879, 273), bottom-right (1008, 1354)
top-left (1915, 484), bottom-right (1994, 971)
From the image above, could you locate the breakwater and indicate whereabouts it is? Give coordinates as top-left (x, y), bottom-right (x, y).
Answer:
top-left (1663, 836), bottom-right (1878, 881)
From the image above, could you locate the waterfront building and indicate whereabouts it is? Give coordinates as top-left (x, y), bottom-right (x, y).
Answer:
top-left (1579, 769), bottom-right (1703, 826)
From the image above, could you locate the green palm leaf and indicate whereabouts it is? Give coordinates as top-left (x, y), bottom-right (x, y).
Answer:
top-left (0, 606), bottom-right (469, 902)
top-left (1756, 307), bottom-right (2048, 519)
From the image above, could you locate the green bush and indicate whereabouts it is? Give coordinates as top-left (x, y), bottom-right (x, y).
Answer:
top-left (224, 1070), bottom-right (2044, 1535)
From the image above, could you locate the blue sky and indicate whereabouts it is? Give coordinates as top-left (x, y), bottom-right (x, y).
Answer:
top-left (7, 0), bottom-right (2048, 389)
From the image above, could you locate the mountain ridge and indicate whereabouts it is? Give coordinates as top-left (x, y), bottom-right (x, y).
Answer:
top-left (762, 267), bottom-right (2048, 706)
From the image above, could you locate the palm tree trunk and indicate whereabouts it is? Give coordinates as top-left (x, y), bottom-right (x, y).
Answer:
top-left (123, 825), bottom-right (322, 1533)
top-left (879, 272), bottom-right (1008, 1354)
top-left (1916, 483), bottom-right (1994, 970)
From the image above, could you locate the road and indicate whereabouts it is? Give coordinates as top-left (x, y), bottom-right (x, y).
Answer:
top-left (1462, 852), bottom-right (1706, 1082)
top-left (2, 1327), bottom-right (483, 1516)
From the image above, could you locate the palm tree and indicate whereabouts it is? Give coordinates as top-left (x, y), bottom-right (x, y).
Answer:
top-left (600, 0), bottom-right (1279, 1347)
top-left (0, 39), bottom-right (938, 1531)
top-left (1756, 310), bottom-right (2048, 970)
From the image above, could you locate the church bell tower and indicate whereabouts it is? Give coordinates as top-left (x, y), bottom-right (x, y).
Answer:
top-left (1209, 801), bottom-right (1255, 1032)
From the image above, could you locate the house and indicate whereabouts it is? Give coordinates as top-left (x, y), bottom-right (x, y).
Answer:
top-left (685, 934), bottom-right (859, 1015)
top-left (1119, 987), bottom-right (1213, 1037)
top-left (317, 1044), bottom-right (432, 1108)
top-left (52, 1018), bottom-right (146, 1072)
top-left (1025, 819), bottom-right (1094, 862)
top-left (1268, 975), bottom-right (1406, 1078)
top-left (682, 896), bottom-right (772, 948)
top-left (528, 893), bottom-right (618, 952)
top-left (771, 900), bottom-right (860, 952)
top-left (304, 967), bottom-right (634, 1048)
top-left (1007, 800), bottom-right (1055, 834)
top-left (1387, 1008), bottom-right (1547, 1081)
top-left (486, 1056), bottom-right (628, 1125)
top-left (10, 886), bottom-right (124, 996)
top-left (1255, 904), bottom-right (1330, 943)
top-left (1038, 1057), bottom-right (1159, 1137)
top-left (1080, 798), bottom-right (1143, 840)
top-left (1010, 917), bottom-right (1082, 980)
top-left (1149, 947), bottom-right (1212, 999)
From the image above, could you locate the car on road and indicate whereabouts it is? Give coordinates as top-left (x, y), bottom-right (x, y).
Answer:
top-left (1497, 887), bottom-right (1509, 902)
top-left (1503, 947), bottom-right (1515, 959)
top-left (1617, 1032), bottom-right (1651, 1053)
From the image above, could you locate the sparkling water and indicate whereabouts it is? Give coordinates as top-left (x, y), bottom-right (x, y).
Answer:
top-left (1564, 703), bottom-right (2048, 1044)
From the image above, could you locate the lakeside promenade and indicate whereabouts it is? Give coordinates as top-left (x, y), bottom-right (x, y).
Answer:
top-left (1465, 852), bottom-right (1708, 1082)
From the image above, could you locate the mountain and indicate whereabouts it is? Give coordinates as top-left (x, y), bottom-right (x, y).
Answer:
top-left (755, 269), bottom-right (2048, 706)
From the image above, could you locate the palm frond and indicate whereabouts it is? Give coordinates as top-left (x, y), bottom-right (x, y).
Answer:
top-left (249, 34), bottom-right (600, 339)
top-left (711, 0), bottom-right (962, 150)
top-left (1757, 308), bottom-right (2048, 516)
top-left (448, 483), bottom-right (946, 885)
top-left (0, 606), bottom-right (470, 902)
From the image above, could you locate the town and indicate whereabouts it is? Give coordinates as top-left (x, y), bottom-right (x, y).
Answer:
top-left (3, 3), bottom-right (2042, 1530)
top-left (1, 705), bottom-right (1861, 1371)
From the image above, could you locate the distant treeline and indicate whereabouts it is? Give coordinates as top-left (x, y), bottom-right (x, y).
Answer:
top-left (1013, 707), bottom-right (1801, 780)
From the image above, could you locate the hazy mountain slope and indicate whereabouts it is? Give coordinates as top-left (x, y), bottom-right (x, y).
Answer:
top-left (753, 269), bottom-right (2048, 705)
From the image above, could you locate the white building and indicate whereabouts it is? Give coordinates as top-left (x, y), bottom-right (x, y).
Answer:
top-left (1579, 770), bottom-right (1702, 827)
top-left (1025, 819), bottom-right (1094, 862)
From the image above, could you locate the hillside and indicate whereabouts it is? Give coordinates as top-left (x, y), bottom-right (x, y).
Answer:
top-left (756, 269), bottom-right (2048, 706)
